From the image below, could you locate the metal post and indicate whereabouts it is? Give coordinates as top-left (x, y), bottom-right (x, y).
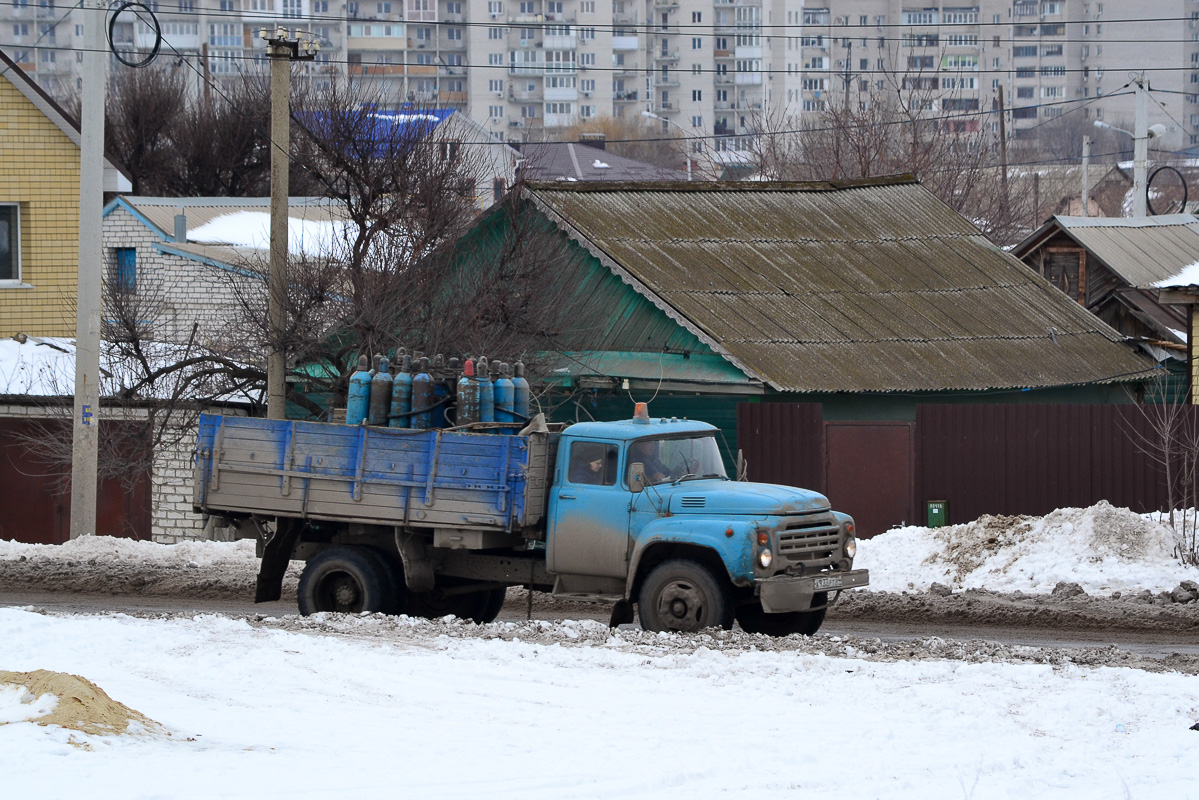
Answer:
top-left (263, 28), bottom-right (317, 421)
top-left (70, 0), bottom-right (107, 540)
top-left (1081, 135), bottom-right (1091, 217)
top-left (1133, 75), bottom-right (1148, 218)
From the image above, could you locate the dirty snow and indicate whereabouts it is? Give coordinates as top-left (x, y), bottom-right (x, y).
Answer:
top-left (3, 607), bottom-right (1198, 799)
top-left (858, 501), bottom-right (1199, 595)
top-left (187, 211), bottom-right (354, 257)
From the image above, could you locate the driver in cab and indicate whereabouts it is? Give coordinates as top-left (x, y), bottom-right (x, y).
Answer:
top-left (627, 439), bottom-right (671, 487)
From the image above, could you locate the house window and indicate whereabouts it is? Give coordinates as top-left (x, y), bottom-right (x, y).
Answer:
top-left (0, 205), bottom-right (19, 282)
top-left (113, 247), bottom-right (137, 294)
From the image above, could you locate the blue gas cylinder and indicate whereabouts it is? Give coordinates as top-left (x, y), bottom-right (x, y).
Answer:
top-left (477, 356), bottom-right (495, 423)
top-left (512, 361), bottom-right (530, 422)
top-left (411, 357), bottom-right (435, 429)
top-left (494, 362), bottom-right (515, 426)
top-left (347, 355), bottom-right (371, 426)
top-left (368, 357), bottom-right (393, 426)
top-left (389, 354), bottom-right (412, 428)
top-left (456, 358), bottom-right (480, 426)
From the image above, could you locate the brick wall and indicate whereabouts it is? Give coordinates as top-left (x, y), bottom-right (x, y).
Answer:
top-left (0, 78), bottom-right (82, 338)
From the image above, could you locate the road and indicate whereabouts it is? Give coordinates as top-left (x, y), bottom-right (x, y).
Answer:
top-left (4, 589), bottom-right (1197, 660)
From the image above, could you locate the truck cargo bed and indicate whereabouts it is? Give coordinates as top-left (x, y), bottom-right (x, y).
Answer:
top-left (193, 414), bottom-right (554, 534)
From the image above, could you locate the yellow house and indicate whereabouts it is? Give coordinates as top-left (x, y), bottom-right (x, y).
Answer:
top-left (0, 49), bottom-right (130, 338)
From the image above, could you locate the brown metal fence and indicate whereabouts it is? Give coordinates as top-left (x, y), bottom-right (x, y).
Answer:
top-left (738, 401), bottom-right (1199, 531)
top-left (915, 404), bottom-right (1194, 525)
top-left (737, 403), bottom-right (824, 491)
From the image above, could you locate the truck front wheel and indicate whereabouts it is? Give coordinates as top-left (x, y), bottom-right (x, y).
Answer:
top-left (298, 547), bottom-right (393, 615)
top-left (637, 560), bottom-right (733, 633)
top-left (734, 592), bottom-right (827, 637)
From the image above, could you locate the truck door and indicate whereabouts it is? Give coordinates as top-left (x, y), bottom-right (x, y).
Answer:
top-left (546, 440), bottom-right (629, 578)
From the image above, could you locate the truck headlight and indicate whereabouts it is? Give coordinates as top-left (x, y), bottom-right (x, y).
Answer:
top-left (844, 537), bottom-right (857, 559)
top-left (758, 548), bottom-right (773, 569)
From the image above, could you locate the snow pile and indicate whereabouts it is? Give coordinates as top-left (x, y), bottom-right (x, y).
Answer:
top-left (859, 501), bottom-right (1199, 595)
top-left (0, 535), bottom-right (259, 569)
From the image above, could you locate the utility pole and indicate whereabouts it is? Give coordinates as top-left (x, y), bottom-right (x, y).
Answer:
top-left (70, 0), bottom-right (107, 539)
top-left (1133, 74), bottom-right (1149, 218)
top-left (843, 40), bottom-right (852, 114)
top-left (261, 28), bottom-right (317, 420)
top-left (1081, 135), bottom-right (1091, 217)
top-left (997, 86), bottom-right (1010, 217)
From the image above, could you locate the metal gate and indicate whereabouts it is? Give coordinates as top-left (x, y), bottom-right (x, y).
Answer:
top-left (0, 418), bottom-right (152, 544)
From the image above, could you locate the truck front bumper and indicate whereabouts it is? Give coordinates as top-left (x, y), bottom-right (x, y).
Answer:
top-left (756, 569), bottom-right (870, 613)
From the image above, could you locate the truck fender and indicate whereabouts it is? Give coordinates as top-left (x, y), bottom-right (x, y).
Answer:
top-left (624, 518), bottom-right (758, 600)
top-left (395, 528), bottom-right (436, 593)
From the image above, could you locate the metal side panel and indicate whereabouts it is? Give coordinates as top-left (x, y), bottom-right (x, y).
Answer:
top-left (194, 415), bottom-right (539, 530)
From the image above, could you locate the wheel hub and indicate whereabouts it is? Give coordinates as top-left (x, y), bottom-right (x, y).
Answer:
top-left (656, 580), bottom-right (705, 629)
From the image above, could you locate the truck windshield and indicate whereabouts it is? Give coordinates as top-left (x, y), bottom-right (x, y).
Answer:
top-left (627, 435), bottom-right (727, 486)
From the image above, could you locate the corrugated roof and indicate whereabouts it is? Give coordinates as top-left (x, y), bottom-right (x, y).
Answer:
top-left (519, 142), bottom-right (690, 183)
top-left (525, 178), bottom-right (1154, 393)
top-left (1043, 215), bottom-right (1199, 287)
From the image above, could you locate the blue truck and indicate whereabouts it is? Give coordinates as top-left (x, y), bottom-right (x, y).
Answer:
top-left (193, 403), bottom-right (867, 635)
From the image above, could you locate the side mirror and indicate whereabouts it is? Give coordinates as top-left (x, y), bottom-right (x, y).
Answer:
top-left (628, 462), bottom-right (646, 493)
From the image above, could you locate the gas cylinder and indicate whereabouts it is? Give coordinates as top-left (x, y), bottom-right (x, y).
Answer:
top-left (512, 361), bottom-right (530, 422)
top-left (412, 357), bottom-right (435, 429)
top-left (456, 358), bottom-right (480, 426)
top-left (368, 357), bottom-right (393, 426)
top-left (389, 354), bottom-right (412, 428)
top-left (346, 355), bottom-right (372, 426)
top-left (477, 356), bottom-right (495, 423)
top-left (494, 362), bottom-right (515, 425)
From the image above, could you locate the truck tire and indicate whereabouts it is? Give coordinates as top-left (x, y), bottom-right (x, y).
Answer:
top-left (735, 592), bottom-right (827, 637)
top-left (297, 547), bottom-right (392, 615)
top-left (476, 587), bottom-right (507, 624)
top-left (637, 559), bottom-right (733, 633)
top-left (361, 548), bottom-right (408, 616)
top-left (406, 577), bottom-right (494, 623)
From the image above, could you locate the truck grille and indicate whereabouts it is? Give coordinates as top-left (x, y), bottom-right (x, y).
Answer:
top-left (777, 515), bottom-right (840, 565)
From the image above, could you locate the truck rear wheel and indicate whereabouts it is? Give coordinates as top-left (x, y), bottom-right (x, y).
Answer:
top-left (637, 559), bottom-right (732, 633)
top-left (406, 578), bottom-right (499, 623)
top-left (298, 547), bottom-right (392, 615)
top-left (735, 592), bottom-right (827, 637)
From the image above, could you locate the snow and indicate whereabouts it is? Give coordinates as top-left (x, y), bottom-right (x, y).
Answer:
top-left (1153, 259), bottom-right (1199, 288)
top-left (188, 211), bottom-right (355, 257)
top-left (0, 534), bottom-right (259, 568)
top-left (858, 502), bottom-right (1199, 595)
top-left (0, 335), bottom-right (254, 402)
top-left (3, 608), bottom-right (1198, 799)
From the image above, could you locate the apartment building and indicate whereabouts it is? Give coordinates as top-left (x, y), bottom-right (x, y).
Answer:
top-left (5, 0), bottom-right (1199, 171)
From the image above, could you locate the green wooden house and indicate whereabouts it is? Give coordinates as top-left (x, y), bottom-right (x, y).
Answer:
top-left (455, 177), bottom-right (1158, 534)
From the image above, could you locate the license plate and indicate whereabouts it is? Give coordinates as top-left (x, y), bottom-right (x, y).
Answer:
top-left (813, 575), bottom-right (843, 591)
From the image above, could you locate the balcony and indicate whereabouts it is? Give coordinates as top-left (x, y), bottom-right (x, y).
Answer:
top-left (613, 12), bottom-right (639, 25)
top-left (543, 34), bottom-right (577, 49)
top-left (509, 88), bottom-right (543, 101)
top-left (545, 86), bottom-right (578, 101)
top-left (734, 45), bottom-right (762, 60)
top-left (655, 77), bottom-right (680, 87)
top-left (439, 91), bottom-right (468, 103)
top-left (613, 35), bottom-right (640, 50)
top-left (613, 90), bottom-right (639, 102)
top-left (658, 101), bottom-right (676, 111)
top-left (652, 0), bottom-right (679, 9)
top-left (713, 49), bottom-right (732, 58)
top-left (653, 50), bottom-right (680, 61)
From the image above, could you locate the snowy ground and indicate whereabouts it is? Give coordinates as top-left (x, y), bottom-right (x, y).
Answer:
top-left (3, 608), bottom-right (1198, 799)
top-left (3, 503), bottom-right (1199, 797)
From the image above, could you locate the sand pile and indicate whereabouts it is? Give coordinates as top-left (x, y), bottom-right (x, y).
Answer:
top-left (0, 669), bottom-right (159, 736)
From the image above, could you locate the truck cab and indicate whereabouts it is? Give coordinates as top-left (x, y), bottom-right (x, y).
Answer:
top-left (545, 406), bottom-right (867, 635)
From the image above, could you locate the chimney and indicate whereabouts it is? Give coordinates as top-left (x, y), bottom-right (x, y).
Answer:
top-left (578, 132), bottom-right (607, 151)
top-left (174, 208), bottom-right (187, 243)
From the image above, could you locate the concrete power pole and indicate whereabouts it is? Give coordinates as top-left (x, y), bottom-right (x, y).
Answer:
top-left (262, 28), bottom-right (317, 420)
top-left (1081, 135), bottom-right (1091, 217)
top-left (70, 0), bottom-right (108, 539)
top-left (1133, 75), bottom-right (1149, 218)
